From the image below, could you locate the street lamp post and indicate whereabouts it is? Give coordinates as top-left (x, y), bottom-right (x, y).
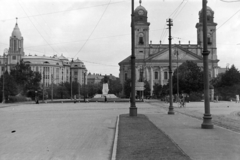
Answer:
top-left (2, 53), bottom-right (5, 104)
top-left (129, 0), bottom-right (137, 116)
top-left (70, 58), bottom-right (73, 100)
top-left (201, 0), bottom-right (213, 129)
top-left (84, 71), bottom-right (86, 102)
top-left (167, 18), bottom-right (174, 115)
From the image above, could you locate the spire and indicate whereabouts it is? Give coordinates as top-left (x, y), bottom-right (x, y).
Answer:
top-left (16, 17), bottom-right (18, 25)
top-left (139, 0), bottom-right (142, 6)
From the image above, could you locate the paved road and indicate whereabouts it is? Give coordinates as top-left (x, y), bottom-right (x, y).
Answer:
top-left (0, 102), bottom-right (157, 160)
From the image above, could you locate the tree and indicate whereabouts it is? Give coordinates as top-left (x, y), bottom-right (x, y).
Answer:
top-left (153, 83), bottom-right (162, 98)
top-left (144, 80), bottom-right (150, 97)
top-left (10, 59), bottom-right (41, 95)
top-left (172, 61), bottom-right (204, 94)
top-left (211, 65), bottom-right (240, 100)
top-left (124, 79), bottom-right (131, 98)
top-left (213, 65), bottom-right (240, 87)
top-left (0, 71), bottom-right (18, 102)
top-left (108, 78), bottom-right (122, 96)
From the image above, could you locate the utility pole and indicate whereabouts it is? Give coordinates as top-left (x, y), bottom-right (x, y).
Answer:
top-left (167, 18), bottom-right (174, 115)
top-left (201, 0), bottom-right (213, 129)
top-left (84, 71), bottom-right (86, 102)
top-left (51, 74), bottom-right (53, 101)
top-left (129, 0), bottom-right (137, 116)
top-left (42, 69), bottom-right (45, 103)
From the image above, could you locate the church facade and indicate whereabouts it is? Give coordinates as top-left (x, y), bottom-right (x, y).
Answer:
top-left (1, 22), bottom-right (88, 87)
top-left (119, 3), bottom-right (219, 96)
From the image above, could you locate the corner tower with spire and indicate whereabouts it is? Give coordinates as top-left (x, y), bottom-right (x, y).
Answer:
top-left (8, 18), bottom-right (25, 65)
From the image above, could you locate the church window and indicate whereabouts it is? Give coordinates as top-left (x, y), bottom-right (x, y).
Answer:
top-left (164, 72), bottom-right (168, 80)
top-left (138, 33), bottom-right (144, 45)
top-left (139, 70), bottom-right (143, 82)
top-left (14, 40), bottom-right (17, 51)
top-left (155, 72), bottom-right (158, 80)
top-left (207, 34), bottom-right (212, 45)
top-left (125, 73), bottom-right (128, 81)
top-left (12, 56), bottom-right (16, 60)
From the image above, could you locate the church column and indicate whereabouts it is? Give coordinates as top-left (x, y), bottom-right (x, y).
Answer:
top-left (145, 66), bottom-right (149, 81)
top-left (160, 67), bottom-right (164, 85)
top-left (136, 66), bottom-right (139, 82)
top-left (150, 67), bottom-right (154, 96)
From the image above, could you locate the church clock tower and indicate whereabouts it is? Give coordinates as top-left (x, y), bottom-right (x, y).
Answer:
top-left (8, 18), bottom-right (25, 66)
top-left (134, 1), bottom-right (150, 52)
top-left (196, 6), bottom-right (217, 60)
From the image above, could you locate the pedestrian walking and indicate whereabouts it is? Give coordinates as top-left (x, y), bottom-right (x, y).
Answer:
top-left (104, 96), bottom-right (107, 102)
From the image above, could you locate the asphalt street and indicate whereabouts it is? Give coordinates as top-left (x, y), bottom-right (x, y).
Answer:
top-left (0, 102), bottom-right (157, 160)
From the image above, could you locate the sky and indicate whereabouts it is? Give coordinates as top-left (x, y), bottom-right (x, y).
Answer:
top-left (0, 0), bottom-right (240, 77)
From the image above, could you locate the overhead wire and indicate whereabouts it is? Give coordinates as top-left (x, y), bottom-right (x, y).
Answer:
top-left (160, 0), bottom-right (187, 43)
top-left (73, 0), bottom-right (111, 57)
top-left (0, 1), bottom-right (125, 22)
top-left (18, 0), bottom-right (60, 55)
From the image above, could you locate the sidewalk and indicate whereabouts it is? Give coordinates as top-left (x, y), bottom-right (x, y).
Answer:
top-left (146, 108), bottom-right (240, 160)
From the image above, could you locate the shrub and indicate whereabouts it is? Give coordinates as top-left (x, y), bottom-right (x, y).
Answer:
top-left (8, 96), bottom-right (30, 103)
top-left (189, 92), bottom-right (203, 102)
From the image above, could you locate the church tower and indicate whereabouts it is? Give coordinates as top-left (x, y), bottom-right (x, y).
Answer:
top-left (196, 6), bottom-right (217, 60)
top-left (134, 1), bottom-right (150, 58)
top-left (8, 18), bottom-right (25, 65)
top-left (196, 6), bottom-right (218, 78)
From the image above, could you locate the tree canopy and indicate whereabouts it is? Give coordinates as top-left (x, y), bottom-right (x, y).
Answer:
top-left (10, 59), bottom-right (41, 95)
top-left (172, 61), bottom-right (204, 94)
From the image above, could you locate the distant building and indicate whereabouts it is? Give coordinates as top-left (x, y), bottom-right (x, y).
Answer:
top-left (87, 73), bottom-right (118, 84)
top-left (119, 2), bottom-right (220, 96)
top-left (87, 73), bottom-right (104, 84)
top-left (1, 21), bottom-right (87, 87)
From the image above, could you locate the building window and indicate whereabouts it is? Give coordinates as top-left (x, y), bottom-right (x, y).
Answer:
top-left (74, 71), bottom-right (78, 76)
top-left (155, 72), bottom-right (158, 80)
top-left (12, 56), bottom-right (16, 60)
top-left (125, 73), bottom-right (128, 81)
top-left (74, 78), bottom-right (77, 82)
top-left (164, 72), bottom-right (168, 80)
top-left (138, 33), bottom-right (144, 45)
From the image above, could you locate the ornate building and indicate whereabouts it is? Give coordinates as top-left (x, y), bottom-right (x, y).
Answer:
top-left (1, 21), bottom-right (87, 87)
top-left (119, 2), bottom-right (219, 96)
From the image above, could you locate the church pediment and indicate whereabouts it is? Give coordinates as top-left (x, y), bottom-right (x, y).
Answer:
top-left (146, 46), bottom-right (202, 62)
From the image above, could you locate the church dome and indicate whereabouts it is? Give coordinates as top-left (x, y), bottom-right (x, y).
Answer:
top-left (134, 2), bottom-right (148, 23)
top-left (11, 23), bottom-right (22, 39)
top-left (199, 6), bottom-right (214, 16)
top-left (134, 5), bottom-right (148, 15)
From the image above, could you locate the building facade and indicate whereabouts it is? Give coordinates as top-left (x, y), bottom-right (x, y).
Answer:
top-left (1, 22), bottom-right (87, 87)
top-left (119, 3), bottom-right (219, 96)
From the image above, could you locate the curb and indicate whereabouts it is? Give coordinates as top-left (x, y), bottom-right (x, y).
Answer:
top-left (111, 115), bottom-right (119, 160)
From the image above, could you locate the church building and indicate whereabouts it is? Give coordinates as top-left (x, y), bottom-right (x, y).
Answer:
top-left (119, 2), bottom-right (219, 96)
top-left (1, 20), bottom-right (88, 87)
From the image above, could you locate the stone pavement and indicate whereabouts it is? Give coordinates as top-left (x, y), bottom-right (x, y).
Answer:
top-left (146, 101), bottom-right (240, 160)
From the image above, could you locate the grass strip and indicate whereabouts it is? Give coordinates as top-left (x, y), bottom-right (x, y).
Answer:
top-left (116, 114), bottom-right (191, 160)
